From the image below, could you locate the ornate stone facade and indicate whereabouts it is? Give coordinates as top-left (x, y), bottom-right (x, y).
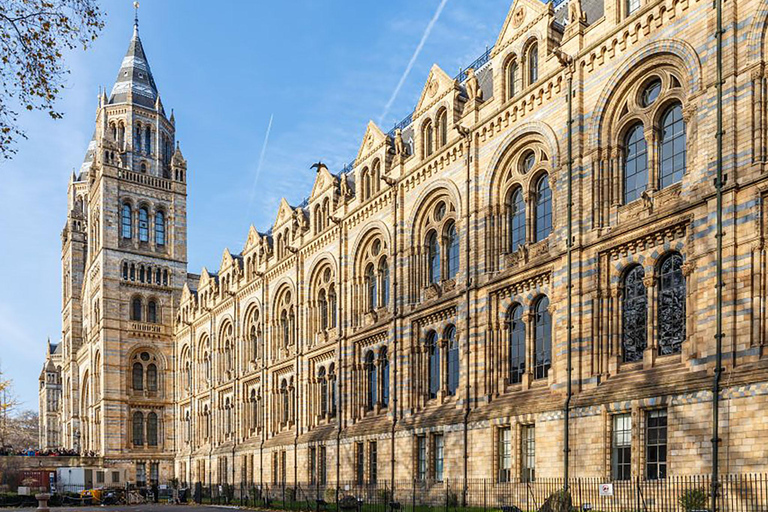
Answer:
top-left (42, 0), bottom-right (768, 488)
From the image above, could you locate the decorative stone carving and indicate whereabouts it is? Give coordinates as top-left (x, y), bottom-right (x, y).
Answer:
top-left (465, 68), bottom-right (483, 102)
top-left (394, 129), bottom-right (406, 156)
top-left (512, 6), bottom-right (526, 28)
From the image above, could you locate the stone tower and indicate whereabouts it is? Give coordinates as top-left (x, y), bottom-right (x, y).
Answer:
top-left (56, 13), bottom-right (188, 482)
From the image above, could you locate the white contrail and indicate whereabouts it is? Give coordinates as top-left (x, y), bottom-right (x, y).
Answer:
top-left (246, 114), bottom-right (274, 223)
top-left (379, 0), bottom-right (449, 125)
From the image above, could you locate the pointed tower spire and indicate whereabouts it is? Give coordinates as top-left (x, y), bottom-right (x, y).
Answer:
top-left (108, 2), bottom-right (159, 108)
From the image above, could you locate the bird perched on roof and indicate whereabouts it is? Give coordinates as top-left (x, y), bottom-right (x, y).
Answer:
top-left (310, 161), bottom-right (327, 172)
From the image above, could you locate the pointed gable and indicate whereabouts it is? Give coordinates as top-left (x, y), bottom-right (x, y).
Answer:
top-left (309, 165), bottom-right (337, 202)
top-left (356, 121), bottom-right (389, 162)
top-left (199, 267), bottom-right (213, 290)
top-left (493, 0), bottom-right (550, 55)
top-left (244, 225), bottom-right (261, 253)
top-left (274, 198), bottom-right (295, 230)
top-left (219, 248), bottom-right (234, 273)
top-left (414, 64), bottom-right (458, 115)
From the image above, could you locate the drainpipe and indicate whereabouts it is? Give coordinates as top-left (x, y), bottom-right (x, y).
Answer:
top-left (382, 174), bottom-right (400, 487)
top-left (329, 214), bottom-right (345, 493)
top-left (554, 48), bottom-right (575, 491)
top-left (456, 124), bottom-right (472, 505)
top-left (712, 0), bottom-right (725, 508)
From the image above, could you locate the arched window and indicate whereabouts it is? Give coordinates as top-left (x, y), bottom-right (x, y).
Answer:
top-left (144, 126), bottom-right (151, 155)
top-left (185, 360), bottom-right (192, 391)
top-left (427, 331), bottom-right (440, 399)
top-left (131, 298), bottom-right (142, 321)
top-left (446, 222), bottom-right (459, 279)
top-left (155, 211), bottom-right (166, 246)
top-left (281, 310), bottom-right (289, 347)
top-left (139, 266), bottom-right (145, 283)
top-left (658, 253), bottom-right (685, 355)
top-left (624, 124), bottom-right (648, 204)
top-left (250, 389), bottom-right (258, 429)
top-left (507, 60), bottom-right (518, 99)
top-left (280, 379), bottom-right (289, 425)
top-left (328, 286), bottom-right (337, 328)
top-left (379, 259), bottom-right (390, 307)
top-left (225, 398), bottom-right (232, 435)
top-left (508, 305), bottom-right (525, 384)
top-left (658, 103), bottom-right (686, 189)
top-left (122, 262), bottom-right (129, 280)
top-left (509, 188), bottom-right (526, 252)
top-left (132, 362), bottom-right (144, 391)
top-left (147, 412), bottom-right (158, 446)
top-left (527, 43), bottom-right (538, 85)
top-left (366, 351), bottom-right (376, 410)
top-left (147, 301), bottom-right (157, 323)
top-left (329, 363), bottom-right (337, 417)
top-left (132, 411), bottom-right (144, 445)
top-left (533, 296), bottom-right (551, 380)
top-left (204, 352), bottom-right (211, 382)
top-left (622, 265), bottom-right (647, 362)
top-left (427, 231), bottom-right (441, 284)
top-left (363, 169), bottom-right (371, 200)
top-left (534, 175), bottom-right (552, 242)
top-left (138, 207), bottom-right (149, 242)
top-left (319, 367), bottom-right (328, 417)
top-left (380, 348), bottom-right (390, 407)
top-left (437, 110), bottom-right (448, 148)
top-left (424, 121), bottom-right (434, 157)
top-left (146, 363), bottom-right (158, 391)
top-left (318, 290), bottom-right (328, 331)
top-left (135, 125), bottom-right (142, 153)
top-left (446, 326), bottom-right (459, 396)
top-left (156, 268), bottom-right (161, 284)
top-left (121, 203), bottom-right (132, 239)
top-left (366, 264), bottom-right (377, 311)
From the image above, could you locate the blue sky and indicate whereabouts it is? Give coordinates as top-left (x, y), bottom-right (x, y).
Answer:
top-left (0, 0), bottom-right (511, 411)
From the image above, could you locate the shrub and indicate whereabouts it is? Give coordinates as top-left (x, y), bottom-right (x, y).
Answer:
top-left (324, 486), bottom-right (338, 504)
top-left (679, 488), bottom-right (708, 512)
top-left (285, 486), bottom-right (296, 502)
top-left (446, 491), bottom-right (459, 508)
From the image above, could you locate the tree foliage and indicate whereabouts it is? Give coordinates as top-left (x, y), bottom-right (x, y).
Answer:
top-left (0, 369), bottom-right (19, 448)
top-left (0, 0), bottom-right (104, 159)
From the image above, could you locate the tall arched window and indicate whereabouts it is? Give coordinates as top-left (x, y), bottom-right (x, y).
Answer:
top-left (366, 264), bottom-right (377, 311)
top-left (507, 60), bottom-right (518, 99)
top-left (147, 412), bottom-right (158, 446)
top-left (147, 300), bottom-right (158, 323)
top-left (437, 110), bottom-right (448, 148)
top-left (328, 286), bottom-right (337, 328)
top-left (534, 175), bottom-right (552, 242)
top-left (658, 103), bottom-right (686, 189)
top-left (508, 305), bottom-right (525, 384)
top-left (281, 310), bottom-right (289, 347)
top-left (658, 253), bottom-right (685, 355)
top-left (446, 222), bottom-right (459, 279)
top-left (146, 363), bottom-right (158, 391)
top-left (329, 364), bottom-right (337, 417)
top-left (280, 379), bottom-right (289, 425)
top-left (379, 259), bottom-right (390, 307)
top-left (319, 367), bottom-right (328, 417)
top-left (533, 296), bottom-right (551, 380)
top-left (424, 120), bottom-right (434, 157)
top-left (319, 290), bottom-right (328, 331)
top-left (250, 389), bottom-right (258, 429)
top-left (185, 360), bottom-right (192, 391)
top-left (624, 124), bottom-right (648, 204)
top-left (135, 125), bottom-right (142, 153)
top-left (427, 231), bottom-right (441, 285)
top-left (131, 298), bottom-right (142, 321)
top-left (144, 126), bottom-right (151, 155)
top-left (427, 331), bottom-right (440, 399)
top-left (446, 326), bottom-right (459, 396)
top-left (509, 188), bottom-right (526, 252)
top-left (366, 351), bottom-right (376, 410)
top-left (132, 411), bottom-right (144, 445)
top-left (380, 348), bottom-right (389, 407)
top-left (527, 43), bottom-right (538, 85)
top-left (138, 207), bottom-right (149, 242)
top-left (132, 362), bottom-right (144, 391)
top-left (623, 265), bottom-right (647, 362)
top-left (155, 211), bottom-right (166, 246)
top-left (121, 203), bottom-right (132, 239)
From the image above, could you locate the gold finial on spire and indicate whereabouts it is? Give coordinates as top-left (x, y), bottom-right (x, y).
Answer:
top-left (133, 1), bottom-right (140, 28)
